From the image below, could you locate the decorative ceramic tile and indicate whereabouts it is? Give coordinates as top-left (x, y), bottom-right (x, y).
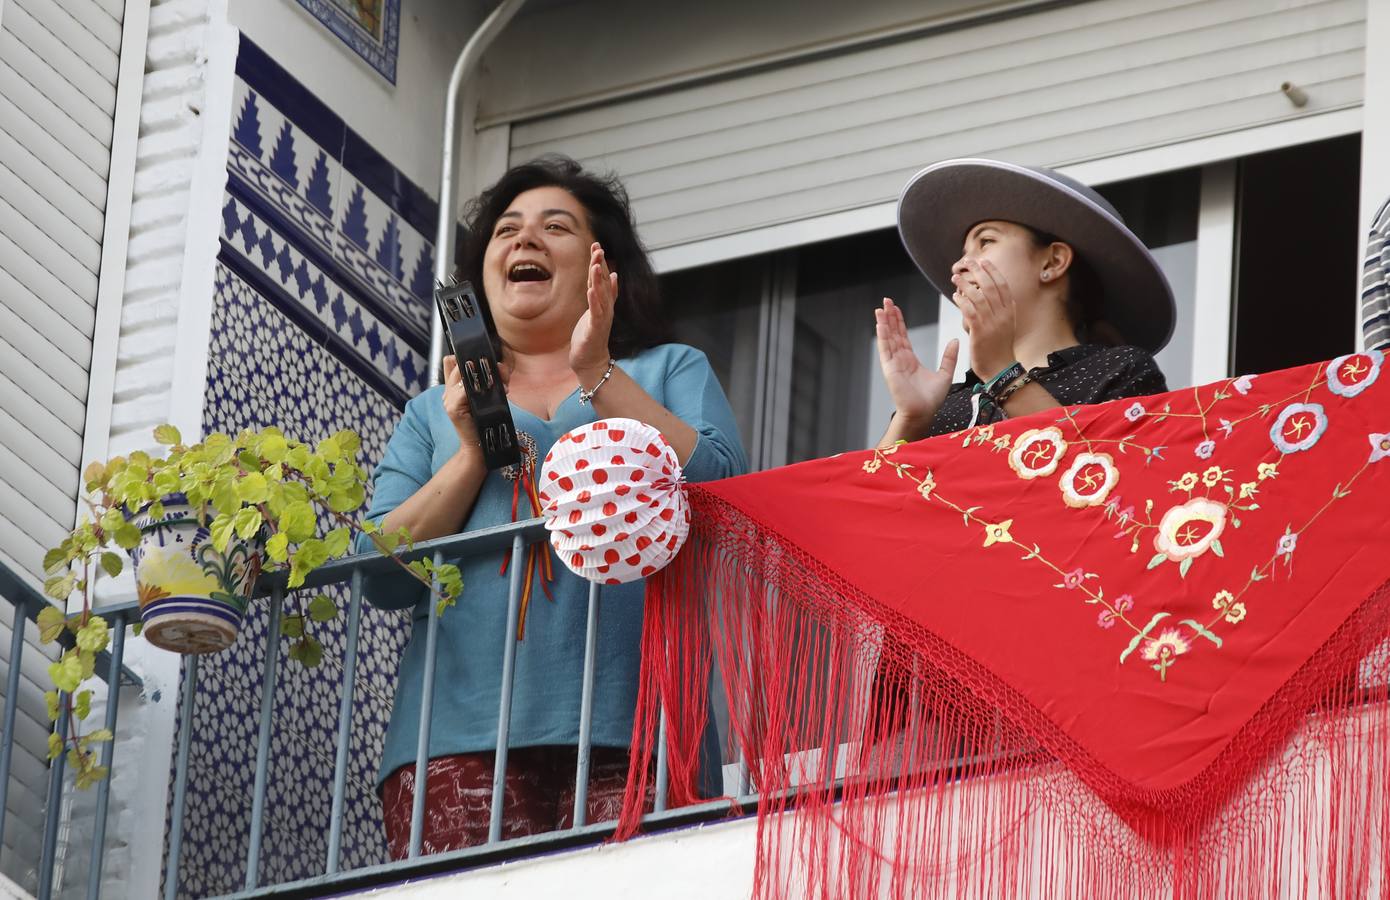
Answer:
top-left (165, 263), bottom-right (414, 895)
top-left (164, 39), bottom-right (447, 893)
top-left (293, 0), bottom-right (400, 84)
top-left (219, 192), bottom-right (428, 403)
top-left (227, 74), bottom-right (437, 342)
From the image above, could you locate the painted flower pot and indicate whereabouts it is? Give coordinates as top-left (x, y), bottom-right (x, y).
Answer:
top-left (130, 498), bottom-right (263, 654)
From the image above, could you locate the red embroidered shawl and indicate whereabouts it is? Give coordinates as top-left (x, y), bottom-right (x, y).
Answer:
top-left (619, 354), bottom-right (1390, 898)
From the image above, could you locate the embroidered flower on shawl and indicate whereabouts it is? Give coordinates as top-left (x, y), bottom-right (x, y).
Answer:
top-left (1212, 590), bottom-right (1246, 624)
top-left (1325, 351), bottom-right (1383, 398)
top-left (1194, 439), bottom-right (1217, 460)
top-left (917, 470), bottom-right (936, 499)
top-left (1233, 374), bottom-right (1256, 395)
top-left (1219, 419), bottom-right (1234, 438)
top-left (1142, 629), bottom-right (1190, 662)
top-left (1201, 466), bottom-right (1228, 488)
top-left (1060, 452), bottom-right (1119, 508)
top-left (1258, 461), bottom-right (1280, 481)
top-left (1124, 402), bottom-right (1145, 422)
top-left (1097, 594), bottom-right (1134, 629)
top-left (862, 457), bottom-right (882, 474)
top-left (1369, 433), bottom-right (1390, 464)
top-left (992, 436), bottom-right (1012, 452)
top-left (1056, 568), bottom-right (1087, 589)
top-left (982, 519), bottom-right (1014, 547)
top-left (1270, 403), bottom-right (1328, 454)
top-left (1277, 531), bottom-right (1298, 557)
top-left (1008, 427), bottom-right (1066, 479)
top-left (1238, 481), bottom-right (1258, 499)
top-left (1154, 498), bottom-right (1228, 563)
top-left (1170, 472), bottom-right (1199, 493)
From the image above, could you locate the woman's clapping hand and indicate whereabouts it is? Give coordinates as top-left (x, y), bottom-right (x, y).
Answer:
top-left (875, 297), bottom-right (959, 429)
top-left (569, 242), bottom-right (618, 383)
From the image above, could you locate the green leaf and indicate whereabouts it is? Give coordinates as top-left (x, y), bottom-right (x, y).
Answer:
top-left (1210, 539), bottom-right (1224, 559)
top-left (288, 538), bottom-right (329, 589)
top-left (99, 552), bottom-right (123, 578)
top-left (437, 564), bottom-right (463, 602)
top-left (75, 764), bottom-right (110, 790)
top-left (233, 507), bottom-right (263, 541)
top-left (153, 424), bottom-right (182, 445)
top-left (38, 606), bottom-right (67, 643)
top-left (237, 472), bottom-right (269, 505)
top-left (265, 532), bottom-right (290, 563)
top-left (280, 614), bottom-right (304, 639)
top-left (74, 689), bottom-right (91, 721)
top-left (436, 594), bottom-right (456, 618)
top-left (1120, 612), bottom-right (1171, 664)
top-left (210, 478), bottom-right (239, 517)
top-left (85, 728), bottom-right (114, 743)
top-left (334, 429), bottom-right (361, 458)
top-left (45, 690), bottom-right (60, 721)
top-left (297, 538), bottom-right (329, 572)
top-left (42, 547), bottom-right (68, 575)
top-left (279, 501), bottom-right (316, 544)
top-left (100, 507), bottom-right (125, 535)
top-left (47, 732), bottom-right (63, 760)
top-left (316, 435), bottom-right (343, 463)
top-left (285, 445), bottom-right (311, 472)
top-left (1179, 556), bottom-right (1193, 579)
top-left (289, 636), bottom-right (323, 668)
top-left (113, 522), bottom-right (141, 550)
top-left (130, 621), bottom-right (142, 637)
top-left (49, 651), bottom-right (84, 693)
top-left (257, 432), bottom-right (288, 464)
top-left (327, 484), bottom-right (366, 514)
top-left (308, 594), bottom-right (337, 622)
top-left (209, 513), bottom-right (236, 554)
top-left (76, 616), bottom-right (109, 654)
top-left (375, 529), bottom-right (401, 554)
top-left (1146, 552), bottom-right (1167, 571)
top-left (83, 461), bottom-right (108, 489)
top-left (43, 574), bottom-right (75, 601)
top-left (1180, 619), bottom-right (1224, 648)
top-left (323, 527), bottom-right (351, 559)
top-left (153, 468), bottom-right (181, 497)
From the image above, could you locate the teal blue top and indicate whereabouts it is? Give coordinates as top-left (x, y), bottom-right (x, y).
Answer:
top-left (360, 343), bottom-right (747, 785)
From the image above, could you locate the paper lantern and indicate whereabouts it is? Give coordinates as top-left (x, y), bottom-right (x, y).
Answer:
top-left (539, 418), bottom-right (690, 584)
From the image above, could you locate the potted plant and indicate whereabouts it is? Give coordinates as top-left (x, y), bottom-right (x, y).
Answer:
top-left (37, 424), bottom-right (462, 787)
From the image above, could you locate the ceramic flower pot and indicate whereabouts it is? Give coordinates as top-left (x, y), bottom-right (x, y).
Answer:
top-left (130, 497), bottom-right (263, 654)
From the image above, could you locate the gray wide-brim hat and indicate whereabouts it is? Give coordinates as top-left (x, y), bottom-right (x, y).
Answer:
top-left (897, 158), bottom-right (1176, 353)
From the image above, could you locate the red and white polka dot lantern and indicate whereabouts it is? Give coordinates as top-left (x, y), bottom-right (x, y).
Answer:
top-left (539, 418), bottom-right (690, 584)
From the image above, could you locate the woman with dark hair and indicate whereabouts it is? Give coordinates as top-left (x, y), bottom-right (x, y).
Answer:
top-left (875, 158), bottom-right (1172, 443)
top-left (361, 155), bottom-right (746, 858)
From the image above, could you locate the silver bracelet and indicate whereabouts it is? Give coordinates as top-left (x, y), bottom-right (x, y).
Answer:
top-left (577, 359), bottom-right (616, 405)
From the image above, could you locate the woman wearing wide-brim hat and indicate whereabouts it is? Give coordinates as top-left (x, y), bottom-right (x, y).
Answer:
top-left (875, 158), bottom-right (1174, 445)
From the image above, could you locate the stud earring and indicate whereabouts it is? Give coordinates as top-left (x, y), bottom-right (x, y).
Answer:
top-left (1040, 271), bottom-right (1050, 281)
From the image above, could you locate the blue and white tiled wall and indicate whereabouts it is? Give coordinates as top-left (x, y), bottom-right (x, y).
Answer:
top-left (164, 38), bottom-right (437, 895)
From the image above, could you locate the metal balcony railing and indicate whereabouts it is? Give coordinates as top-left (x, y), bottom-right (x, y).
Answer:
top-left (2, 519), bottom-right (733, 899)
top-left (0, 559), bottom-right (142, 900)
